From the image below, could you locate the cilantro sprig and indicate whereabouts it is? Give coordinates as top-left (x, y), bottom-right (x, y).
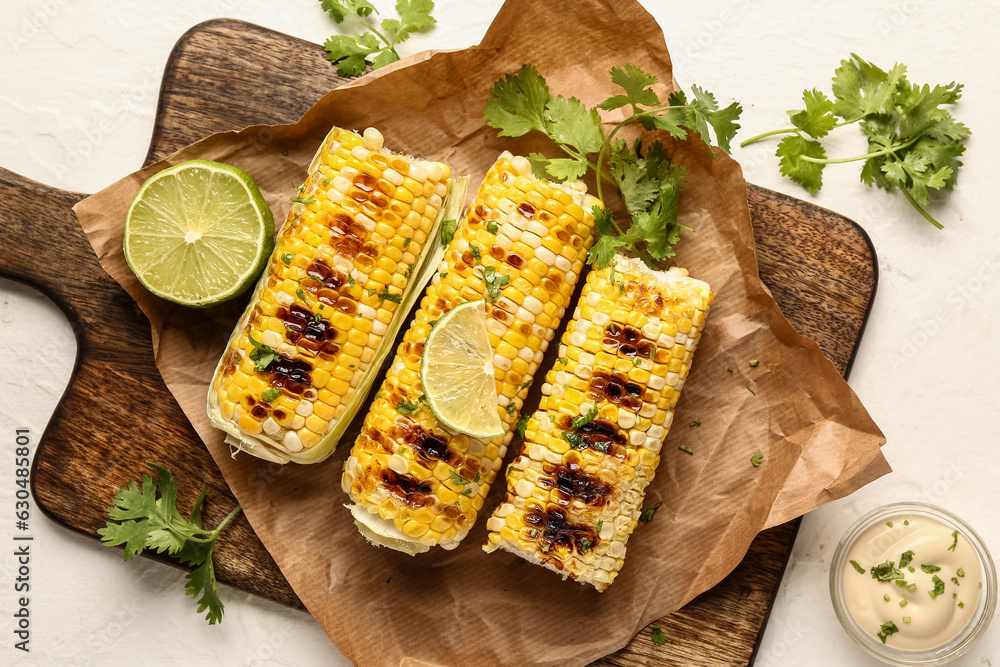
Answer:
top-left (321, 0), bottom-right (436, 76)
top-left (741, 54), bottom-right (969, 229)
top-left (485, 63), bottom-right (740, 269)
top-left (98, 463), bottom-right (242, 624)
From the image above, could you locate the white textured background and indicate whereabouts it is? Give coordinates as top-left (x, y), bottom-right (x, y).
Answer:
top-left (1, 1), bottom-right (997, 665)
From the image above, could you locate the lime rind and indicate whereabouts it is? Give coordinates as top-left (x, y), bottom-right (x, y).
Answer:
top-left (123, 159), bottom-right (274, 308)
top-left (420, 299), bottom-right (505, 440)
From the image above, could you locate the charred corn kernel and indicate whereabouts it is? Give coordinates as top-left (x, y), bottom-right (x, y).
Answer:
top-left (484, 254), bottom-right (713, 592)
top-left (208, 127), bottom-right (450, 464)
top-left (343, 153), bottom-right (599, 552)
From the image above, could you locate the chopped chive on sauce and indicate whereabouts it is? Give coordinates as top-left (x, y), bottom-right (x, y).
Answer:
top-left (957, 568), bottom-right (965, 577)
top-left (899, 598), bottom-right (907, 608)
top-left (907, 583), bottom-right (917, 592)
top-left (883, 594), bottom-right (890, 602)
top-left (886, 521), bottom-right (894, 528)
top-left (877, 620), bottom-right (899, 644)
top-left (903, 616), bottom-right (911, 623)
top-left (948, 530), bottom-right (959, 551)
top-left (958, 602), bottom-right (965, 608)
top-left (904, 520), bottom-right (909, 526)
top-left (849, 560), bottom-right (865, 575)
top-left (678, 445), bottom-right (694, 455)
top-left (749, 359), bottom-right (759, 367)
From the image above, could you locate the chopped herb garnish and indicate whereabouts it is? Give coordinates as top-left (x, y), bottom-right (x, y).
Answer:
top-left (883, 594), bottom-right (890, 602)
top-left (929, 575), bottom-right (945, 599)
top-left (449, 470), bottom-right (471, 485)
top-left (515, 415), bottom-right (530, 439)
top-left (378, 287), bottom-right (402, 304)
top-left (877, 621), bottom-right (899, 644)
top-left (402, 237), bottom-right (411, 248)
top-left (745, 383), bottom-right (755, 395)
top-left (921, 564), bottom-right (941, 574)
top-left (951, 577), bottom-right (960, 586)
top-left (948, 530), bottom-right (959, 551)
top-left (481, 265), bottom-right (511, 300)
top-left (404, 264), bottom-right (413, 279)
top-left (314, 313), bottom-right (322, 323)
top-left (519, 379), bottom-right (532, 392)
top-left (323, 178), bottom-right (331, 186)
top-left (507, 464), bottom-right (514, 476)
top-left (633, 358), bottom-right (642, 367)
top-left (427, 319), bottom-right (439, 329)
top-left (886, 521), bottom-right (894, 528)
top-left (596, 519), bottom-right (604, 533)
top-left (908, 567), bottom-right (915, 573)
top-left (899, 598), bottom-right (907, 607)
top-left (398, 446), bottom-right (408, 455)
top-left (486, 220), bottom-right (499, 234)
top-left (396, 397), bottom-right (424, 415)
top-left (639, 502), bottom-right (662, 524)
top-left (903, 616), bottom-right (911, 623)
top-left (295, 288), bottom-right (309, 303)
top-left (957, 568), bottom-right (965, 577)
top-left (506, 402), bottom-right (517, 416)
top-left (461, 488), bottom-right (473, 497)
top-left (750, 452), bottom-right (764, 467)
top-left (342, 461), bottom-right (348, 472)
top-left (469, 243), bottom-right (482, 265)
top-left (440, 271), bottom-right (449, 279)
top-left (678, 444), bottom-right (694, 455)
top-left (749, 359), bottom-right (759, 367)
top-left (609, 261), bottom-right (617, 284)
top-left (557, 357), bottom-right (569, 365)
top-left (899, 550), bottom-right (914, 568)
top-left (281, 149), bottom-right (288, 156)
top-left (280, 253), bottom-right (294, 264)
top-left (440, 219), bottom-right (458, 247)
top-left (904, 520), bottom-right (909, 526)
top-left (689, 418), bottom-right (701, 427)
top-left (849, 560), bottom-right (865, 575)
top-left (580, 539), bottom-right (592, 554)
top-left (650, 626), bottom-right (668, 646)
top-left (261, 388), bottom-right (281, 402)
top-left (348, 274), bottom-right (355, 287)
top-left (474, 472), bottom-right (480, 483)
top-left (958, 601), bottom-right (965, 608)
top-left (727, 365), bottom-right (733, 372)
top-left (290, 195), bottom-right (316, 205)
top-left (871, 562), bottom-right (904, 581)
top-left (571, 405), bottom-right (600, 429)
top-left (247, 335), bottom-right (279, 372)
top-left (563, 430), bottom-right (601, 451)
top-left (907, 583), bottom-right (917, 592)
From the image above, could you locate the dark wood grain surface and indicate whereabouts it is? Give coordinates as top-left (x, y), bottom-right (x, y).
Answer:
top-left (9, 19), bottom-right (877, 666)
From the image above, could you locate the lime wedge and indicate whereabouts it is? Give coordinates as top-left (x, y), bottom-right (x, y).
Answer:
top-left (124, 159), bottom-right (274, 308)
top-left (420, 299), bottom-right (504, 439)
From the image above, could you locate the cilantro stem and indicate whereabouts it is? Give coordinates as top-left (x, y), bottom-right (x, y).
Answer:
top-left (799, 135), bottom-right (920, 164)
top-left (739, 118), bottom-right (861, 147)
top-left (900, 187), bottom-right (944, 229)
top-left (214, 503), bottom-right (244, 534)
top-left (353, 12), bottom-right (401, 60)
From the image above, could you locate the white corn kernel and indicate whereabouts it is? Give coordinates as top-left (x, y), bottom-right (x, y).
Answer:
top-left (262, 418), bottom-right (280, 436)
top-left (295, 401), bottom-right (314, 417)
top-left (388, 454), bottom-right (408, 474)
top-left (283, 431), bottom-right (303, 452)
top-left (362, 127), bottom-right (384, 150)
top-left (261, 330), bottom-right (282, 349)
top-left (275, 291), bottom-right (294, 306)
top-left (383, 168), bottom-right (404, 186)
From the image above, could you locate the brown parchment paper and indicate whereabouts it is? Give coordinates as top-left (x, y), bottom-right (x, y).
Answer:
top-left (73, 0), bottom-right (889, 665)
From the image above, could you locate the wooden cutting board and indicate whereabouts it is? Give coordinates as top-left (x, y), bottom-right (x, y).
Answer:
top-left (7, 19), bottom-right (877, 666)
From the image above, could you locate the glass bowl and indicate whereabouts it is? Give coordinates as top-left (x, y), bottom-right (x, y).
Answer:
top-left (830, 502), bottom-right (996, 665)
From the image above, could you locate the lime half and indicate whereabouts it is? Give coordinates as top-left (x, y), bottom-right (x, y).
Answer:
top-left (124, 159), bottom-right (274, 308)
top-left (420, 299), bottom-right (504, 439)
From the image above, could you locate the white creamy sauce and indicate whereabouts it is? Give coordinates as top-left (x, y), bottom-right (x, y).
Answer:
top-left (843, 515), bottom-right (982, 650)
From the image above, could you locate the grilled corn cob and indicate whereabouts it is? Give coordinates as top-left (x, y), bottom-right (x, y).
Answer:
top-left (342, 153), bottom-right (599, 553)
top-left (207, 127), bottom-right (452, 464)
top-left (484, 255), bottom-right (713, 590)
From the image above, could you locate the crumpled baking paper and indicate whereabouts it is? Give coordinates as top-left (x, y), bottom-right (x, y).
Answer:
top-left (73, 0), bottom-right (888, 664)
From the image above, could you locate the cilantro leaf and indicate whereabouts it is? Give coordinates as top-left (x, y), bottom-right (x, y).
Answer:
top-left (485, 64), bottom-right (550, 137)
top-left (247, 335), bottom-right (278, 372)
top-left (598, 63), bottom-right (661, 113)
top-left (639, 501), bottom-right (662, 524)
top-left (776, 135), bottom-right (827, 194)
top-left (831, 54), bottom-right (906, 119)
top-left (545, 95), bottom-right (604, 155)
top-left (570, 405), bottom-right (600, 429)
top-left (515, 414), bottom-right (530, 439)
top-left (98, 463), bottom-right (241, 624)
top-left (323, 32), bottom-right (381, 77)
top-left (651, 625), bottom-right (668, 646)
top-left (789, 89), bottom-right (837, 139)
top-left (440, 218), bottom-right (457, 247)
